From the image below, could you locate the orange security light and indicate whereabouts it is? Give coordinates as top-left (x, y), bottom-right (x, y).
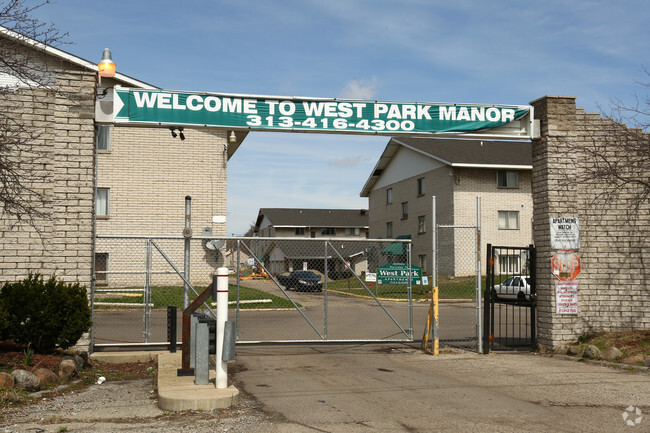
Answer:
top-left (97, 48), bottom-right (116, 79)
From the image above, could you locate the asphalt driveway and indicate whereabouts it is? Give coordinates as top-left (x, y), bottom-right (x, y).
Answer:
top-left (235, 343), bottom-right (650, 432)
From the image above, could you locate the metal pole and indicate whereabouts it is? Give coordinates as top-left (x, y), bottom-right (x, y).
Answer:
top-left (324, 241), bottom-right (328, 340)
top-left (476, 196), bottom-right (482, 354)
top-left (144, 239), bottom-right (151, 343)
top-left (183, 196), bottom-right (192, 309)
top-left (216, 267), bottom-right (229, 389)
top-left (431, 196), bottom-right (437, 288)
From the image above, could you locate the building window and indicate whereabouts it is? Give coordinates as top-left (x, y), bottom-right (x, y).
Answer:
top-left (419, 255), bottom-right (427, 273)
top-left (95, 125), bottom-right (111, 152)
top-left (96, 188), bottom-right (110, 217)
top-left (386, 221), bottom-right (393, 238)
top-left (497, 170), bottom-right (519, 188)
top-left (321, 227), bottom-right (336, 236)
top-left (499, 257), bottom-right (521, 274)
top-left (345, 228), bottom-right (361, 236)
top-left (95, 253), bottom-right (109, 283)
top-left (498, 211), bottom-right (519, 230)
top-left (401, 202), bottom-right (408, 219)
top-left (386, 188), bottom-right (393, 204)
top-left (418, 216), bottom-right (426, 234)
top-left (417, 177), bottom-right (425, 196)
top-left (295, 227), bottom-right (305, 235)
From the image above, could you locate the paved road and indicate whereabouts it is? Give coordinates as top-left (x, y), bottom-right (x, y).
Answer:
top-left (235, 344), bottom-right (650, 432)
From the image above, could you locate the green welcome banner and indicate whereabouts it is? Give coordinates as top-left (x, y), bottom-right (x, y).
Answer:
top-left (113, 87), bottom-right (530, 136)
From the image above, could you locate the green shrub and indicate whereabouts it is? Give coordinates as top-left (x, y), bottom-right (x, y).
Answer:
top-left (0, 274), bottom-right (92, 352)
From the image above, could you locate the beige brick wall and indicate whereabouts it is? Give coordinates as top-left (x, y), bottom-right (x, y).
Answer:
top-left (95, 127), bottom-right (229, 286)
top-left (532, 96), bottom-right (650, 348)
top-left (455, 167), bottom-right (534, 258)
top-left (96, 127), bottom-right (228, 236)
top-left (0, 70), bottom-right (96, 287)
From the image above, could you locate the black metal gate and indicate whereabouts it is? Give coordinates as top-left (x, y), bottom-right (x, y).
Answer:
top-left (483, 244), bottom-right (536, 353)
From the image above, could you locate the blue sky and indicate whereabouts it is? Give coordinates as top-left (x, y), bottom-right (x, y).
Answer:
top-left (34, 0), bottom-right (649, 235)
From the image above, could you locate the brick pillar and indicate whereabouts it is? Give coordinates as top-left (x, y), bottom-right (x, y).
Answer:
top-left (530, 95), bottom-right (579, 349)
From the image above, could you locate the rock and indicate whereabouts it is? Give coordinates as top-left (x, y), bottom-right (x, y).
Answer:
top-left (553, 344), bottom-right (568, 355)
top-left (644, 356), bottom-right (650, 367)
top-left (621, 354), bottom-right (645, 365)
top-left (601, 347), bottom-right (623, 362)
top-left (34, 368), bottom-right (59, 384)
top-left (566, 345), bottom-right (582, 356)
top-left (0, 372), bottom-right (14, 391)
top-left (59, 359), bottom-right (78, 379)
top-left (63, 354), bottom-right (85, 371)
top-left (11, 369), bottom-right (41, 391)
top-left (582, 345), bottom-right (601, 359)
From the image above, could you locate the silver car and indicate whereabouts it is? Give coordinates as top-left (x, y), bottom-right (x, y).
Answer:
top-left (492, 276), bottom-right (532, 301)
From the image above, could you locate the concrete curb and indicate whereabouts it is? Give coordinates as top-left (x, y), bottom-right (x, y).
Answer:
top-left (90, 351), bottom-right (240, 411)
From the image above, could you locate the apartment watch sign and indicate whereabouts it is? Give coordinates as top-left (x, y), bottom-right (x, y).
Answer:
top-left (111, 87), bottom-right (530, 136)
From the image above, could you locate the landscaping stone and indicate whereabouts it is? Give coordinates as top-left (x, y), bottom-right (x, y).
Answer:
top-left (0, 372), bottom-right (14, 390)
top-left (59, 358), bottom-right (78, 379)
top-left (11, 369), bottom-right (40, 391)
top-left (34, 367), bottom-right (58, 384)
top-left (621, 354), bottom-right (645, 365)
top-left (566, 345), bottom-right (582, 356)
top-left (63, 354), bottom-right (85, 371)
top-left (582, 345), bottom-right (601, 360)
top-left (553, 344), bottom-right (568, 355)
top-left (601, 347), bottom-right (622, 362)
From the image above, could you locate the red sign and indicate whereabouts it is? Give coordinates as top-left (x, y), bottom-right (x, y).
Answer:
top-left (552, 250), bottom-right (581, 281)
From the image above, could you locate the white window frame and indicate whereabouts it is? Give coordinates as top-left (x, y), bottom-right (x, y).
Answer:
top-left (386, 188), bottom-right (393, 204)
top-left (386, 221), bottom-right (393, 238)
top-left (95, 125), bottom-right (111, 152)
top-left (497, 170), bottom-right (519, 188)
top-left (401, 202), bottom-right (408, 219)
top-left (418, 215), bottom-right (426, 234)
top-left (498, 210), bottom-right (519, 230)
top-left (417, 177), bottom-right (425, 196)
top-left (96, 187), bottom-right (110, 217)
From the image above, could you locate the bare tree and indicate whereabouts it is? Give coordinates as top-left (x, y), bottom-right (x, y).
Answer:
top-left (559, 71), bottom-right (650, 216)
top-left (0, 0), bottom-right (68, 230)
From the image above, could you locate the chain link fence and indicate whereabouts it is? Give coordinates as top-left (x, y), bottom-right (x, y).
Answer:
top-left (435, 225), bottom-right (480, 350)
top-left (92, 236), bottom-right (417, 349)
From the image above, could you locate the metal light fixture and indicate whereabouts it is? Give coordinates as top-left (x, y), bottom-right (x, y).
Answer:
top-left (229, 131), bottom-right (237, 144)
top-left (97, 48), bottom-right (116, 84)
top-left (179, 128), bottom-right (185, 141)
top-left (170, 128), bottom-right (177, 138)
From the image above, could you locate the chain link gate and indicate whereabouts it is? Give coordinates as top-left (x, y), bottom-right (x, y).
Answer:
top-left (435, 224), bottom-right (481, 351)
top-left (92, 235), bottom-right (414, 350)
top-left (483, 244), bottom-right (536, 353)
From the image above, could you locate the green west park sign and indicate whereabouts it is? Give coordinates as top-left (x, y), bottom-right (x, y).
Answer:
top-left (105, 87), bottom-right (535, 138)
top-left (377, 263), bottom-right (422, 285)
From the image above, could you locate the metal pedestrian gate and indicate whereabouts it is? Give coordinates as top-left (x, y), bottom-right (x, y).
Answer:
top-left (483, 244), bottom-right (536, 353)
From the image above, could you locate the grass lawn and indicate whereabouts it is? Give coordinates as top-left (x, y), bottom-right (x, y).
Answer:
top-left (94, 284), bottom-right (297, 310)
top-left (326, 275), bottom-right (494, 300)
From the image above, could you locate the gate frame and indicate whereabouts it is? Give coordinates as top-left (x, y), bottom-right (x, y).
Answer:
top-left (432, 196), bottom-right (483, 353)
top-left (483, 243), bottom-right (537, 354)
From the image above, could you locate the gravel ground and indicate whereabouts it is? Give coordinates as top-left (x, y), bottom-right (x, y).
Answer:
top-left (0, 366), bottom-right (288, 433)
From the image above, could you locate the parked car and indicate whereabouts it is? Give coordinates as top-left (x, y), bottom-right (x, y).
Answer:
top-left (276, 270), bottom-right (323, 292)
top-left (491, 276), bottom-right (532, 301)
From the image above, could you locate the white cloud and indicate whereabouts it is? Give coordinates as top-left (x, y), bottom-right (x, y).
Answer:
top-left (339, 77), bottom-right (379, 100)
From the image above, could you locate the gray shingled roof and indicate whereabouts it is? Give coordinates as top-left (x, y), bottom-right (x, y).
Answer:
top-left (255, 208), bottom-right (369, 230)
top-left (394, 137), bottom-right (532, 167)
